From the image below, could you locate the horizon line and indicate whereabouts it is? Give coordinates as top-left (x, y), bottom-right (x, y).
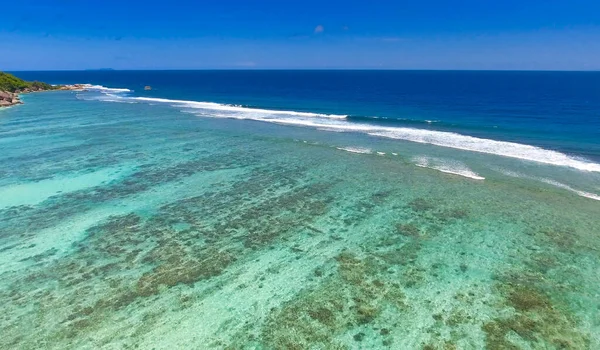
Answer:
top-left (6, 68), bottom-right (600, 73)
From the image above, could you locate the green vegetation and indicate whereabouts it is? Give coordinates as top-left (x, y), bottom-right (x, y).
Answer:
top-left (0, 71), bottom-right (58, 93)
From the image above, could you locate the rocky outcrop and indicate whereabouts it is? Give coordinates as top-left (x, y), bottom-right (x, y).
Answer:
top-left (0, 90), bottom-right (23, 107)
top-left (0, 71), bottom-right (91, 108)
top-left (0, 85), bottom-right (87, 108)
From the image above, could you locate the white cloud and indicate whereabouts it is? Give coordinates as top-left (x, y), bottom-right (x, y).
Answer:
top-left (314, 25), bottom-right (324, 34)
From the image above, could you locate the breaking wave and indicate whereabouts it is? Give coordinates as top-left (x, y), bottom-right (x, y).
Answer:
top-left (80, 87), bottom-right (600, 173)
top-left (336, 147), bottom-right (373, 154)
top-left (496, 169), bottom-right (600, 201)
top-left (414, 156), bottom-right (485, 180)
top-left (80, 84), bottom-right (132, 94)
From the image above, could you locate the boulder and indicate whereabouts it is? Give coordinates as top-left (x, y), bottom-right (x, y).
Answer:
top-left (0, 91), bottom-right (22, 107)
top-left (0, 91), bottom-right (12, 100)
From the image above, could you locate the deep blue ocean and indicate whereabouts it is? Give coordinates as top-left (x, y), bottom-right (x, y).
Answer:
top-left (14, 70), bottom-right (600, 161)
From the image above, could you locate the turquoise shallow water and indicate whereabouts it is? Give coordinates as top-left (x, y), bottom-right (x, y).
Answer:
top-left (1, 88), bottom-right (600, 349)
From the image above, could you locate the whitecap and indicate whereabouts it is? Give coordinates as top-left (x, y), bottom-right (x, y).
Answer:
top-left (86, 93), bottom-right (600, 173)
top-left (128, 96), bottom-right (346, 119)
top-left (538, 179), bottom-right (600, 201)
top-left (336, 147), bottom-right (372, 154)
top-left (84, 84), bottom-right (132, 93)
top-left (494, 168), bottom-right (600, 201)
top-left (414, 156), bottom-right (485, 180)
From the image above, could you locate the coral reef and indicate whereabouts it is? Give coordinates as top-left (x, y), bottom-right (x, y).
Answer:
top-left (482, 271), bottom-right (590, 349)
top-left (1, 96), bottom-right (599, 349)
top-left (259, 250), bottom-right (407, 349)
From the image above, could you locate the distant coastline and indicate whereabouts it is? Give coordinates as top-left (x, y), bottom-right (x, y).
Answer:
top-left (0, 71), bottom-right (85, 108)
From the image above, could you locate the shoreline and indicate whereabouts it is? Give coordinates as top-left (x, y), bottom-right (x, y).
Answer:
top-left (0, 84), bottom-right (89, 108)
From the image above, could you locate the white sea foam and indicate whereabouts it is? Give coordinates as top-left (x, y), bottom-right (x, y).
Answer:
top-left (336, 147), bottom-right (373, 154)
top-left (369, 129), bottom-right (600, 173)
top-left (414, 156), bottom-right (485, 180)
top-left (85, 91), bottom-right (600, 173)
top-left (205, 116), bottom-right (600, 173)
top-left (129, 97), bottom-right (347, 119)
top-left (80, 93), bottom-right (136, 103)
top-left (539, 179), bottom-right (600, 201)
top-left (82, 84), bottom-right (132, 93)
top-left (495, 168), bottom-right (600, 201)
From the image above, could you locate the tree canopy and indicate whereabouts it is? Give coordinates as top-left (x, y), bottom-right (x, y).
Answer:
top-left (0, 71), bottom-right (57, 92)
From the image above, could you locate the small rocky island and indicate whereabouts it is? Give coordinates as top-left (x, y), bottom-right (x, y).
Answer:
top-left (0, 71), bottom-right (83, 108)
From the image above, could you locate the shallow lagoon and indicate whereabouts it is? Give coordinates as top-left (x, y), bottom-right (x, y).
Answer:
top-left (1, 91), bottom-right (599, 349)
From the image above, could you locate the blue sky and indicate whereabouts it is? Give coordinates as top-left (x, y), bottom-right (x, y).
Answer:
top-left (1, 0), bottom-right (600, 70)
